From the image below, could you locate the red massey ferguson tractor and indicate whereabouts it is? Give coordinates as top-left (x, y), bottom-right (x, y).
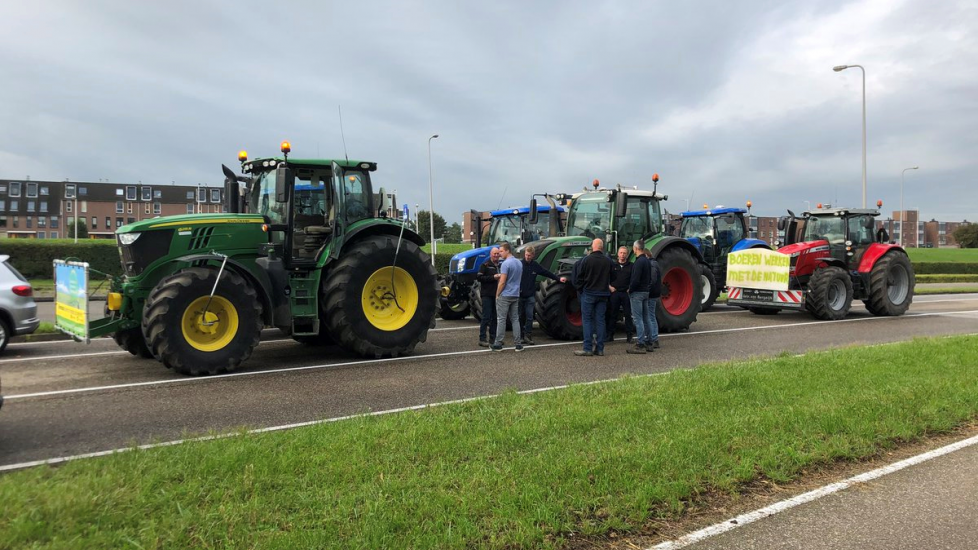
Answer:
top-left (728, 202), bottom-right (914, 319)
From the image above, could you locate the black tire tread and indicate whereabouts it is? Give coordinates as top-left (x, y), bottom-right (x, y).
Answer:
top-left (537, 280), bottom-right (582, 340)
top-left (655, 247), bottom-right (703, 333)
top-left (700, 265), bottom-right (719, 311)
top-left (112, 327), bottom-right (153, 358)
top-left (865, 252), bottom-right (914, 316)
top-left (805, 266), bottom-right (853, 320)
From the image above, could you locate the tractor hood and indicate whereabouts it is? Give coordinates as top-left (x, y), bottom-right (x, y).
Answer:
top-left (116, 213), bottom-right (266, 235)
top-left (778, 240), bottom-right (829, 257)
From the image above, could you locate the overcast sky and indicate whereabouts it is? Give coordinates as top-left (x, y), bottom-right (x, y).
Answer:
top-left (2, 0), bottom-right (975, 223)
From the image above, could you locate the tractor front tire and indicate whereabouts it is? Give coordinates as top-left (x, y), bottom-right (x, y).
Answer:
top-left (700, 265), bottom-right (719, 311)
top-left (437, 276), bottom-right (471, 320)
top-left (468, 281), bottom-right (484, 321)
top-left (537, 280), bottom-right (583, 340)
top-left (806, 266), bottom-right (853, 320)
top-left (864, 252), bottom-right (914, 316)
top-left (656, 247), bottom-right (703, 332)
top-left (112, 327), bottom-right (153, 358)
top-left (143, 267), bottom-right (263, 375)
top-left (322, 236), bottom-right (438, 358)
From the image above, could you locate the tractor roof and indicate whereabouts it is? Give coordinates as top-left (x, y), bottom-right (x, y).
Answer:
top-left (804, 207), bottom-right (879, 217)
top-left (242, 157), bottom-right (376, 173)
top-left (490, 205), bottom-right (565, 217)
top-left (681, 207), bottom-right (747, 217)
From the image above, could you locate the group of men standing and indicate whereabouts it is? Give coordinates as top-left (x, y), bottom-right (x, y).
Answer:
top-left (475, 238), bottom-right (660, 356)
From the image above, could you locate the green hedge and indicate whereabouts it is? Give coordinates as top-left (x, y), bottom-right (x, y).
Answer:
top-left (915, 274), bottom-right (978, 283)
top-left (912, 262), bottom-right (978, 275)
top-left (0, 239), bottom-right (121, 279)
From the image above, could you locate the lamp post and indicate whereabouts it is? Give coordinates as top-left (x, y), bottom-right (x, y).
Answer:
top-left (427, 134), bottom-right (439, 266)
top-left (900, 166), bottom-right (918, 246)
top-left (833, 64), bottom-right (867, 207)
top-left (804, 200), bottom-right (811, 212)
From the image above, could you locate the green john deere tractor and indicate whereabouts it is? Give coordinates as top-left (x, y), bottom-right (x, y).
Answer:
top-left (80, 142), bottom-right (438, 375)
top-left (526, 176), bottom-right (704, 340)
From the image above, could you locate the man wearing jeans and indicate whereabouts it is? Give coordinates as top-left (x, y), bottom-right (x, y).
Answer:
top-left (492, 242), bottom-right (524, 352)
top-left (476, 247), bottom-right (501, 347)
top-left (627, 240), bottom-right (654, 354)
top-left (518, 246), bottom-right (565, 345)
top-left (574, 238), bottom-right (612, 357)
top-left (647, 250), bottom-right (662, 349)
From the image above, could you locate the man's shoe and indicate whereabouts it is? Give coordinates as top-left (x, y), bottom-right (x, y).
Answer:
top-left (652, 340), bottom-right (660, 349)
top-left (626, 333), bottom-right (634, 343)
top-left (524, 337), bottom-right (535, 346)
top-left (490, 344), bottom-right (503, 352)
top-left (626, 344), bottom-right (647, 354)
top-left (574, 350), bottom-right (593, 357)
top-left (595, 350), bottom-right (604, 356)
top-left (478, 340), bottom-right (489, 348)
top-left (515, 345), bottom-right (524, 352)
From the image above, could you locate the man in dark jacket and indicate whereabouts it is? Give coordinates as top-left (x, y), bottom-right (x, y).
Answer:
top-left (519, 246), bottom-right (565, 345)
top-left (647, 250), bottom-right (662, 349)
top-left (476, 247), bottom-right (501, 347)
top-left (626, 240), bottom-right (654, 354)
top-left (574, 238), bottom-right (612, 356)
top-left (606, 245), bottom-right (634, 343)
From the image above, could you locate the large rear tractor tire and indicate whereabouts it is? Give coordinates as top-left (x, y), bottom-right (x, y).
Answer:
top-left (112, 327), bottom-right (153, 358)
top-left (863, 252), bottom-right (914, 316)
top-left (656, 247), bottom-right (703, 332)
top-left (322, 236), bottom-right (438, 358)
top-left (805, 266), bottom-right (853, 320)
top-left (143, 267), bottom-right (264, 375)
top-left (700, 265), bottom-right (719, 311)
top-left (537, 280), bottom-right (583, 340)
top-left (468, 281), bottom-right (483, 321)
top-left (437, 276), bottom-right (471, 320)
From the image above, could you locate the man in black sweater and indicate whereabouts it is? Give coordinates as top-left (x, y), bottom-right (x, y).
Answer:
top-left (606, 245), bottom-right (635, 343)
top-left (574, 238), bottom-right (612, 356)
top-left (476, 247), bottom-right (501, 347)
top-left (519, 246), bottom-right (565, 345)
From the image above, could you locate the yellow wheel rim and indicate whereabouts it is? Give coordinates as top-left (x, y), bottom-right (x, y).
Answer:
top-left (181, 295), bottom-right (239, 352)
top-left (361, 267), bottom-right (419, 331)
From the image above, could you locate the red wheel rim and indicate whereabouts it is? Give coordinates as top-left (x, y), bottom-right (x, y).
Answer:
top-left (566, 287), bottom-right (582, 327)
top-left (661, 267), bottom-right (693, 316)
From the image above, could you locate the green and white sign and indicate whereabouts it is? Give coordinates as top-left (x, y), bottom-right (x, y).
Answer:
top-left (54, 260), bottom-right (90, 343)
top-left (726, 248), bottom-right (790, 291)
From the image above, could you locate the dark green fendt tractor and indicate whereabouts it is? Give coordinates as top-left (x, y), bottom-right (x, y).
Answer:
top-left (526, 176), bottom-right (704, 340)
top-left (85, 142), bottom-right (438, 375)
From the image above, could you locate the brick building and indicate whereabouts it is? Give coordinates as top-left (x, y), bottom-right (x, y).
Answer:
top-left (0, 179), bottom-right (225, 239)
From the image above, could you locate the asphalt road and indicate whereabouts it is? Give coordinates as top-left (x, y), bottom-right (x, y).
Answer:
top-left (2, 294), bottom-right (978, 469)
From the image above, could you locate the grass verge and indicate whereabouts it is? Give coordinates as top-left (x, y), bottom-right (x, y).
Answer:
top-left (907, 247), bottom-right (978, 263)
top-left (2, 336), bottom-right (978, 549)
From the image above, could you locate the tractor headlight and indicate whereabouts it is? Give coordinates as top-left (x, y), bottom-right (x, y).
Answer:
top-left (456, 258), bottom-right (467, 271)
top-left (118, 232), bottom-right (141, 245)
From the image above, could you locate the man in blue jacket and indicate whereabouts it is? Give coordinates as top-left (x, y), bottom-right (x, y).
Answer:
top-left (519, 246), bottom-right (566, 345)
top-left (627, 240), bottom-right (654, 354)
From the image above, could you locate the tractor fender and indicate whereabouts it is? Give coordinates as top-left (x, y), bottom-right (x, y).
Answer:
top-left (857, 243), bottom-right (907, 274)
top-left (731, 238), bottom-right (771, 252)
top-left (175, 253), bottom-right (275, 326)
top-left (814, 257), bottom-right (848, 271)
top-left (648, 236), bottom-right (705, 263)
top-left (340, 222), bottom-right (426, 254)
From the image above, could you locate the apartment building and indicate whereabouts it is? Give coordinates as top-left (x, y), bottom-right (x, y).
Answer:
top-left (0, 179), bottom-right (225, 239)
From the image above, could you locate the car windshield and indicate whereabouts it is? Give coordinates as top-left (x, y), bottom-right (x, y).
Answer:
top-left (803, 215), bottom-right (846, 243)
top-left (680, 216), bottom-right (713, 240)
top-left (486, 214), bottom-right (523, 244)
top-left (567, 193), bottom-right (612, 238)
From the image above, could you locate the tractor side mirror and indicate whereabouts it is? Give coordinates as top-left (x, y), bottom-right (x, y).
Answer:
top-left (777, 217), bottom-right (786, 231)
top-left (528, 198), bottom-right (538, 224)
top-left (275, 164), bottom-right (294, 203)
top-left (615, 191), bottom-right (627, 217)
top-left (863, 217), bottom-right (874, 229)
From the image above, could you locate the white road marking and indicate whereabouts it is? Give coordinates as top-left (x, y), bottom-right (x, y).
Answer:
top-left (6, 310), bottom-right (978, 401)
top-left (650, 433), bottom-right (978, 550)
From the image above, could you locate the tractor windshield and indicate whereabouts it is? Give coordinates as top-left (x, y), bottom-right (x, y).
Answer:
top-left (567, 192), bottom-right (612, 240)
top-left (680, 216), bottom-right (713, 240)
top-left (803, 215), bottom-right (846, 244)
top-left (251, 170), bottom-right (289, 226)
top-left (524, 211), bottom-right (552, 242)
top-left (486, 215), bottom-right (523, 244)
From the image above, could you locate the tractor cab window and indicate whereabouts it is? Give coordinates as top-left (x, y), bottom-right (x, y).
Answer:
top-left (253, 171), bottom-right (289, 227)
top-left (847, 215), bottom-right (875, 246)
top-left (487, 215), bottom-right (522, 245)
top-left (524, 211), bottom-right (552, 242)
top-left (715, 213), bottom-right (745, 253)
top-left (341, 171), bottom-right (371, 222)
top-left (803, 215), bottom-right (845, 244)
top-left (567, 192), bottom-right (612, 242)
top-left (680, 216), bottom-right (712, 240)
top-left (617, 196), bottom-right (649, 250)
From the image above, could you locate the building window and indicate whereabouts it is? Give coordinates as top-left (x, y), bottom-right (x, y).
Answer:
top-left (0, 216), bottom-right (5, 227)
top-left (197, 187), bottom-right (207, 203)
top-left (64, 184), bottom-right (75, 199)
top-left (51, 232), bottom-right (58, 239)
top-left (66, 201), bottom-right (72, 213)
top-left (144, 203), bottom-right (151, 214)
top-left (186, 203), bottom-right (194, 214)
top-left (27, 200), bottom-right (35, 212)
top-left (0, 200), bottom-right (4, 212)
top-left (154, 189), bottom-right (162, 199)
top-left (153, 202), bottom-right (161, 214)
top-left (210, 189), bottom-right (221, 203)
top-left (127, 217), bottom-right (135, 225)
top-left (0, 184), bottom-right (6, 194)
top-left (38, 217), bottom-right (46, 228)
top-left (126, 203), bottom-right (133, 214)
top-left (38, 231), bottom-right (46, 239)
top-left (79, 187), bottom-right (87, 196)
top-left (40, 202), bottom-right (48, 213)
top-left (26, 216), bottom-right (32, 228)
top-left (105, 217), bottom-right (111, 229)
top-left (13, 216), bottom-right (19, 228)
top-left (116, 217), bottom-right (123, 228)
top-left (81, 201), bottom-right (88, 213)
top-left (141, 186), bottom-right (152, 201)
top-left (186, 191), bottom-right (194, 200)
top-left (116, 188), bottom-right (124, 196)
top-left (50, 216), bottom-right (59, 229)
top-left (10, 200), bottom-right (18, 211)
top-left (116, 201), bottom-right (124, 213)
top-left (27, 182), bottom-right (38, 197)
top-left (126, 186), bottom-right (137, 200)
top-left (91, 217), bottom-right (97, 229)
top-left (10, 182), bottom-right (21, 197)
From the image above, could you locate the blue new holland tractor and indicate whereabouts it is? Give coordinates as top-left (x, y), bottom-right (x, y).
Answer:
top-left (679, 204), bottom-right (769, 310)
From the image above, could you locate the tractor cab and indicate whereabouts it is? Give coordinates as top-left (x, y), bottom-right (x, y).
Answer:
top-left (560, 183), bottom-right (666, 252)
top-left (679, 207), bottom-right (750, 267)
top-left (779, 205), bottom-right (886, 277)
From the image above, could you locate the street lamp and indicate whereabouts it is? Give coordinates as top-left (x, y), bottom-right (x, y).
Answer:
top-left (427, 134), bottom-right (439, 266)
top-left (804, 200), bottom-right (811, 212)
top-left (900, 166), bottom-right (919, 246)
top-left (833, 64), bottom-right (867, 207)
